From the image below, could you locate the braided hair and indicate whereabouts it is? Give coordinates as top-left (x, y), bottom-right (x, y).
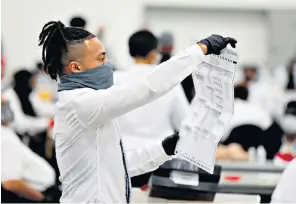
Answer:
top-left (38, 21), bottom-right (95, 80)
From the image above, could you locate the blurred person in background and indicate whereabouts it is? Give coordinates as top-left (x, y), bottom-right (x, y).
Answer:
top-left (267, 56), bottom-right (296, 203)
top-left (274, 101), bottom-right (296, 165)
top-left (221, 85), bottom-right (272, 151)
top-left (239, 64), bottom-right (283, 119)
top-left (38, 19), bottom-right (236, 203)
top-left (270, 57), bottom-right (296, 121)
top-left (158, 31), bottom-right (195, 102)
top-left (240, 64), bottom-right (258, 86)
top-left (70, 16), bottom-right (86, 29)
top-left (271, 158), bottom-right (296, 203)
top-left (96, 26), bottom-right (117, 69)
top-left (286, 57), bottom-right (296, 90)
top-left (114, 30), bottom-right (190, 187)
top-left (1, 40), bottom-right (6, 78)
top-left (1, 96), bottom-right (56, 203)
top-left (2, 69), bottom-right (50, 158)
top-left (33, 62), bottom-right (56, 117)
top-left (159, 32), bottom-right (174, 63)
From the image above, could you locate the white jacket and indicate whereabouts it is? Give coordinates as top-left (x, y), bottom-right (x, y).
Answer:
top-left (3, 87), bottom-right (49, 136)
top-left (114, 64), bottom-right (189, 150)
top-left (54, 45), bottom-right (204, 203)
top-left (1, 126), bottom-right (55, 191)
top-left (272, 158), bottom-right (296, 203)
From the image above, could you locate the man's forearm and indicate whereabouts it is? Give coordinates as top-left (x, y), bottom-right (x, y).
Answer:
top-left (127, 144), bottom-right (171, 177)
top-left (88, 45), bottom-right (205, 127)
top-left (2, 180), bottom-right (44, 201)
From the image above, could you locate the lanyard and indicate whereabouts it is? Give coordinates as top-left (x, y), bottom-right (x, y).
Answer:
top-left (119, 140), bottom-right (131, 203)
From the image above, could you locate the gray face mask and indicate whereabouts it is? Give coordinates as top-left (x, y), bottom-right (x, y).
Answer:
top-left (58, 61), bottom-right (114, 92)
top-left (1, 101), bottom-right (14, 124)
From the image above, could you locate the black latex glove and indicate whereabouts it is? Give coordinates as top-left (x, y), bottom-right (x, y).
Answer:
top-left (199, 34), bottom-right (237, 55)
top-left (162, 133), bottom-right (180, 156)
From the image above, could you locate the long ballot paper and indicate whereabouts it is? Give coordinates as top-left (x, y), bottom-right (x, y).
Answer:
top-left (175, 48), bottom-right (238, 174)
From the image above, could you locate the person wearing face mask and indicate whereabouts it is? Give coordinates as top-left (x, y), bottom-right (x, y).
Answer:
top-left (159, 32), bottom-right (174, 64)
top-left (38, 20), bottom-right (236, 203)
top-left (32, 62), bottom-right (58, 115)
top-left (2, 70), bottom-right (52, 160)
top-left (286, 57), bottom-right (296, 90)
top-left (274, 101), bottom-right (296, 165)
top-left (115, 30), bottom-right (189, 148)
top-left (1, 96), bottom-right (56, 203)
top-left (220, 85), bottom-right (272, 150)
top-left (158, 32), bottom-right (195, 102)
top-left (114, 30), bottom-right (190, 187)
top-left (239, 64), bottom-right (282, 118)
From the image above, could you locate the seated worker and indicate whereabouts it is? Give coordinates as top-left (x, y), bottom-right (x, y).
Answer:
top-left (2, 69), bottom-right (50, 138)
top-left (286, 57), bottom-right (296, 90)
top-left (221, 85), bottom-right (272, 145)
top-left (159, 32), bottom-right (174, 64)
top-left (114, 30), bottom-right (190, 187)
top-left (271, 158), bottom-right (296, 203)
top-left (274, 100), bottom-right (296, 165)
top-left (3, 69), bottom-right (53, 161)
top-left (158, 31), bottom-right (194, 102)
top-left (1, 96), bottom-right (56, 202)
top-left (32, 61), bottom-right (57, 116)
top-left (115, 30), bottom-right (190, 151)
top-left (239, 64), bottom-right (282, 117)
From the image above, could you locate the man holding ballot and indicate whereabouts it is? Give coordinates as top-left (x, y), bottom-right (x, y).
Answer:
top-left (38, 20), bottom-right (236, 203)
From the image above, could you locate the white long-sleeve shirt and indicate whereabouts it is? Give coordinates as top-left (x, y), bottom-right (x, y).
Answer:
top-left (221, 99), bottom-right (272, 142)
top-left (1, 126), bottom-right (55, 191)
top-left (114, 64), bottom-right (189, 150)
top-left (54, 45), bottom-right (204, 203)
top-left (271, 158), bottom-right (296, 203)
top-left (2, 87), bottom-right (49, 136)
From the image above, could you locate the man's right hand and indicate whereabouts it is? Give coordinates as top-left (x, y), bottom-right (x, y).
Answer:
top-left (198, 35), bottom-right (237, 55)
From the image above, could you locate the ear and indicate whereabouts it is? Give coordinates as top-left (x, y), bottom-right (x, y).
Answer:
top-left (147, 50), bottom-right (158, 64)
top-left (1, 96), bottom-right (5, 104)
top-left (68, 61), bottom-right (84, 73)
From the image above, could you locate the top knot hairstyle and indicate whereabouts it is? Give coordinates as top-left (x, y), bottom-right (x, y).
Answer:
top-left (38, 21), bottom-right (95, 80)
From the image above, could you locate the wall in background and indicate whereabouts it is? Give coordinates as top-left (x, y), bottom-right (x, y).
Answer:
top-left (268, 10), bottom-right (296, 68)
top-left (1, 0), bottom-right (142, 75)
top-left (2, 0), bottom-right (296, 76)
top-left (145, 8), bottom-right (269, 65)
top-left (144, 0), bottom-right (296, 10)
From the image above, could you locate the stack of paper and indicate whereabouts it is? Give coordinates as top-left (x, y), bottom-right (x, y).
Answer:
top-left (175, 48), bottom-right (239, 174)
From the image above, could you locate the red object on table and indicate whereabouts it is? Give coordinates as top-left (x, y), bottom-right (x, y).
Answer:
top-left (49, 120), bottom-right (54, 129)
top-left (140, 185), bottom-right (149, 191)
top-left (224, 175), bottom-right (241, 182)
top-left (1, 57), bottom-right (5, 78)
top-left (1, 58), bottom-right (5, 68)
top-left (275, 153), bottom-right (295, 162)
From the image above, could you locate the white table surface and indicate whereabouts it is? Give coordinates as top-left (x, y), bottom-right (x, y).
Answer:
top-left (219, 171), bottom-right (282, 187)
top-left (132, 189), bottom-right (261, 203)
